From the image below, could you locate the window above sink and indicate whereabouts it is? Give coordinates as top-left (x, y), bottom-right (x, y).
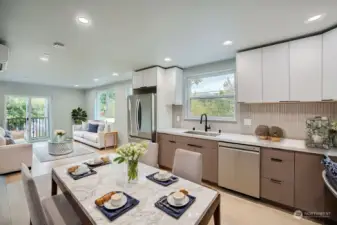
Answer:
top-left (185, 70), bottom-right (236, 122)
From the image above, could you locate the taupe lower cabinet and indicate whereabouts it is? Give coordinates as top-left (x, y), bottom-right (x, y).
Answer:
top-left (294, 152), bottom-right (325, 212)
top-left (157, 133), bottom-right (218, 183)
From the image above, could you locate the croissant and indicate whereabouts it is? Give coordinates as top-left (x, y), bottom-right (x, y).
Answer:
top-left (67, 166), bottom-right (79, 173)
top-left (95, 192), bottom-right (116, 206)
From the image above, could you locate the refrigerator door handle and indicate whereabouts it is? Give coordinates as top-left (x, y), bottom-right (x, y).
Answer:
top-left (138, 100), bottom-right (142, 131)
top-left (136, 98), bottom-right (140, 132)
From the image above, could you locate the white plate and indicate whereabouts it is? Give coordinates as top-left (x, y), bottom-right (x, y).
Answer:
top-left (103, 194), bottom-right (127, 210)
top-left (72, 168), bottom-right (90, 176)
top-left (87, 159), bottom-right (103, 166)
top-left (154, 173), bottom-right (172, 181)
top-left (167, 194), bottom-right (189, 207)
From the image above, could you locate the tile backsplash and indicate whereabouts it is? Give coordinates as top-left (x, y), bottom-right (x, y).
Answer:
top-left (172, 102), bottom-right (337, 140)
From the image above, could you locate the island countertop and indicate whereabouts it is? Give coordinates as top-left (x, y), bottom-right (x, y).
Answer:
top-left (157, 128), bottom-right (337, 157)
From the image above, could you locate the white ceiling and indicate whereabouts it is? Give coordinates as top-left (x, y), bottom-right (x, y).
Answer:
top-left (0, 0), bottom-right (336, 89)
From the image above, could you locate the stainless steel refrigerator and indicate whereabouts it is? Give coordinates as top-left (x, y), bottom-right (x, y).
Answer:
top-left (127, 93), bottom-right (156, 142)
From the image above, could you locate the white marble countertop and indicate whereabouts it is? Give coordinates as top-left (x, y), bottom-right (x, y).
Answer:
top-left (157, 128), bottom-right (337, 157)
top-left (53, 154), bottom-right (218, 225)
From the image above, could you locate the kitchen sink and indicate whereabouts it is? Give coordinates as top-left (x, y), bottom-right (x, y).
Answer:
top-left (184, 130), bottom-right (220, 137)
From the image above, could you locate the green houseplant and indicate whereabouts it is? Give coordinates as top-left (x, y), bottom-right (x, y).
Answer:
top-left (71, 107), bottom-right (88, 124)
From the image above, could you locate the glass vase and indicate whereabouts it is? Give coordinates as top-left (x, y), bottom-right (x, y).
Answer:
top-left (56, 135), bottom-right (64, 143)
top-left (127, 160), bottom-right (139, 183)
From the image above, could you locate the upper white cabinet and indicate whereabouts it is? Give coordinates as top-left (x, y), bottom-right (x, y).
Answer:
top-left (132, 67), bottom-right (158, 89)
top-left (237, 49), bottom-right (263, 103)
top-left (166, 67), bottom-right (183, 105)
top-left (262, 43), bottom-right (290, 102)
top-left (323, 28), bottom-right (337, 100)
top-left (289, 35), bottom-right (322, 101)
top-left (132, 71), bottom-right (144, 89)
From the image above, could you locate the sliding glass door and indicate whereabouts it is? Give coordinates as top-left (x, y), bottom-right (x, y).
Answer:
top-left (5, 96), bottom-right (50, 142)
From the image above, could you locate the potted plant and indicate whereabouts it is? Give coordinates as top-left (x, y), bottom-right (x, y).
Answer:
top-left (113, 142), bottom-right (148, 183)
top-left (71, 107), bottom-right (87, 124)
top-left (255, 125), bottom-right (269, 140)
top-left (269, 126), bottom-right (284, 142)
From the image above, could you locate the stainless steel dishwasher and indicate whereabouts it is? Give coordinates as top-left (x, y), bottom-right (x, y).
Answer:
top-left (218, 142), bottom-right (260, 198)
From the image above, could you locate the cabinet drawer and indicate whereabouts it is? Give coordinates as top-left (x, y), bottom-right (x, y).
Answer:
top-left (175, 135), bottom-right (217, 149)
top-left (158, 133), bottom-right (175, 142)
top-left (262, 148), bottom-right (294, 162)
top-left (261, 157), bottom-right (294, 183)
top-left (261, 178), bottom-right (294, 207)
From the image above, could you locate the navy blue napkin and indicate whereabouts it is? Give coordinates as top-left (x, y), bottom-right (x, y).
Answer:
top-left (155, 194), bottom-right (196, 219)
top-left (68, 169), bottom-right (97, 180)
top-left (146, 172), bottom-right (179, 186)
top-left (96, 192), bottom-right (139, 221)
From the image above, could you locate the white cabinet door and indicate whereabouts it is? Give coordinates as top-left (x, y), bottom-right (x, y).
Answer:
top-left (237, 49), bottom-right (263, 103)
top-left (132, 71), bottom-right (143, 89)
top-left (289, 35), bottom-right (322, 101)
top-left (262, 43), bottom-right (290, 102)
top-left (142, 67), bottom-right (157, 87)
top-left (323, 28), bottom-right (337, 100)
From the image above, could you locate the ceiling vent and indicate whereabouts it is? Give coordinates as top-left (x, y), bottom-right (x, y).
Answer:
top-left (0, 44), bottom-right (9, 72)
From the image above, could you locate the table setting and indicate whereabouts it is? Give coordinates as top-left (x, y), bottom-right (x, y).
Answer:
top-left (51, 142), bottom-right (220, 224)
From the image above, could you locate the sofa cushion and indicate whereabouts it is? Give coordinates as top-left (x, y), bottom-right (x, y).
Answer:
top-left (83, 132), bottom-right (98, 143)
top-left (88, 123), bottom-right (99, 133)
top-left (81, 121), bottom-right (88, 131)
top-left (73, 131), bottom-right (85, 138)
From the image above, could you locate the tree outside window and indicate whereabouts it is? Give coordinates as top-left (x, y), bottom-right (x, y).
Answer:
top-left (186, 71), bottom-right (236, 121)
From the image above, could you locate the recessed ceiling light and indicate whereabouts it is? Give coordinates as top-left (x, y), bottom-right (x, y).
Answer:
top-left (164, 57), bottom-right (172, 62)
top-left (112, 72), bottom-right (119, 76)
top-left (223, 40), bottom-right (233, 46)
top-left (93, 78), bottom-right (99, 82)
top-left (305, 14), bottom-right (325, 23)
top-left (40, 54), bottom-right (49, 62)
top-left (77, 16), bottom-right (90, 24)
top-left (74, 84), bottom-right (79, 87)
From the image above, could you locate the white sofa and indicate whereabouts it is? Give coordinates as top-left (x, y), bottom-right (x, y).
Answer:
top-left (72, 120), bottom-right (116, 149)
top-left (0, 136), bottom-right (33, 174)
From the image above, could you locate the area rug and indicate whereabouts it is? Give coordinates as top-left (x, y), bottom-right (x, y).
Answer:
top-left (34, 142), bottom-right (95, 162)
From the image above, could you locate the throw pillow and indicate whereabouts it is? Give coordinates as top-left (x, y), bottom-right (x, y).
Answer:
top-left (5, 138), bottom-right (15, 145)
top-left (98, 124), bottom-right (105, 132)
top-left (4, 130), bottom-right (12, 138)
top-left (88, 123), bottom-right (99, 133)
top-left (0, 127), bottom-right (5, 137)
top-left (82, 121), bottom-right (89, 131)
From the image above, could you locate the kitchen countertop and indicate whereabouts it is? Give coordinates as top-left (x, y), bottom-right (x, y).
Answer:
top-left (157, 128), bottom-right (337, 157)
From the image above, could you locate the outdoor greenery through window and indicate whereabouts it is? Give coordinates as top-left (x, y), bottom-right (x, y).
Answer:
top-left (186, 71), bottom-right (236, 121)
top-left (96, 90), bottom-right (116, 122)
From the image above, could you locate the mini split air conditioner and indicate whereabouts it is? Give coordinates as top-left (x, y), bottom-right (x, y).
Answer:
top-left (0, 44), bottom-right (9, 72)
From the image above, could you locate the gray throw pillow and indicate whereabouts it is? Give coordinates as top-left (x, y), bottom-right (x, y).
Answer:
top-left (98, 124), bottom-right (105, 132)
top-left (5, 137), bottom-right (15, 145)
top-left (4, 130), bottom-right (12, 138)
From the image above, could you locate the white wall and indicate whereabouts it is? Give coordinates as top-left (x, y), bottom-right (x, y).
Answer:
top-left (0, 81), bottom-right (86, 136)
top-left (85, 80), bottom-right (132, 145)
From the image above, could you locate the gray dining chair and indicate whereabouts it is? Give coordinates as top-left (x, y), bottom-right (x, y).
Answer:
top-left (172, 148), bottom-right (203, 184)
top-left (139, 142), bottom-right (159, 168)
top-left (21, 163), bottom-right (81, 225)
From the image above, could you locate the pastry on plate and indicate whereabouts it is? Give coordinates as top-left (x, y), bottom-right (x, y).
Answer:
top-left (67, 166), bottom-right (79, 173)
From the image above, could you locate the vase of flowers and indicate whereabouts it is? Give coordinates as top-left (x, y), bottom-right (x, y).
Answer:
top-left (330, 121), bottom-right (337, 147)
top-left (54, 130), bottom-right (66, 142)
top-left (113, 142), bottom-right (148, 183)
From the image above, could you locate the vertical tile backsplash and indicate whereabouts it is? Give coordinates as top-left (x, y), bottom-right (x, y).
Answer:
top-left (172, 102), bottom-right (337, 140)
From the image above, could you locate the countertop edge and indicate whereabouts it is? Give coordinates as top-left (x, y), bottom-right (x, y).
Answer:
top-left (157, 129), bottom-right (337, 157)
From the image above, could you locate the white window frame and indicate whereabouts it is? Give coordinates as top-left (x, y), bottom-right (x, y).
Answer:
top-left (95, 89), bottom-right (116, 122)
top-left (184, 69), bottom-right (236, 122)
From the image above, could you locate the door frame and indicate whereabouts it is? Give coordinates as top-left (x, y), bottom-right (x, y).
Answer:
top-left (4, 95), bottom-right (52, 142)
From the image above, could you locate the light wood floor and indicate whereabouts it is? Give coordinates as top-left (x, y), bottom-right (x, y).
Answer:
top-left (1, 141), bottom-right (320, 225)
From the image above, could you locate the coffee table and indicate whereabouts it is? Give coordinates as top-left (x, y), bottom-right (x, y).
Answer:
top-left (48, 140), bottom-right (73, 156)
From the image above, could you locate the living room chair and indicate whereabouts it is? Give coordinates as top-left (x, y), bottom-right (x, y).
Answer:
top-left (172, 148), bottom-right (203, 184)
top-left (0, 136), bottom-right (32, 174)
top-left (21, 163), bottom-right (81, 225)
